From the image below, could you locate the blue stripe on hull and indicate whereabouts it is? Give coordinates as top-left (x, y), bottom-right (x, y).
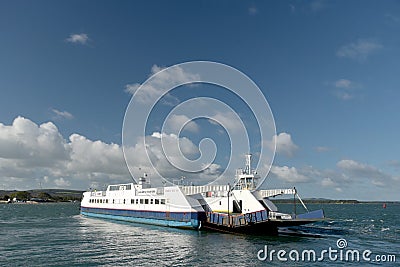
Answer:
top-left (80, 207), bottom-right (203, 229)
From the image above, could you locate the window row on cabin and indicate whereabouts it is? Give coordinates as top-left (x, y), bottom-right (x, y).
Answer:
top-left (89, 198), bottom-right (166, 205)
top-left (109, 184), bottom-right (132, 191)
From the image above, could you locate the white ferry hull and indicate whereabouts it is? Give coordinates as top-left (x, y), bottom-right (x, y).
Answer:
top-left (80, 183), bottom-right (206, 230)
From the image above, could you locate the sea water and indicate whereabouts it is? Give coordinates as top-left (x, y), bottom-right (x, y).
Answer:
top-left (0, 203), bottom-right (398, 266)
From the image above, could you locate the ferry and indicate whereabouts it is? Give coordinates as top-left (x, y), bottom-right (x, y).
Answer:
top-left (81, 154), bottom-right (324, 234)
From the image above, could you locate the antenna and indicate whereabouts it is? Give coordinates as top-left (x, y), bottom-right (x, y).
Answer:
top-left (245, 153), bottom-right (252, 174)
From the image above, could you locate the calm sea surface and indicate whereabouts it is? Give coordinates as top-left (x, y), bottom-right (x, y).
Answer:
top-left (0, 202), bottom-right (399, 266)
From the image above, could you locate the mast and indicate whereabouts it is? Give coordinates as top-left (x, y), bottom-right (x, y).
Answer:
top-left (245, 153), bottom-right (252, 174)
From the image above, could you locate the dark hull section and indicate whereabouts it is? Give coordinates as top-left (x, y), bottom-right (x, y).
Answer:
top-left (202, 209), bottom-right (325, 235)
top-left (202, 218), bottom-right (324, 235)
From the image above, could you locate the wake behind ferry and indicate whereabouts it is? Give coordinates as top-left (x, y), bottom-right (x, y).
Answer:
top-left (81, 154), bottom-right (324, 234)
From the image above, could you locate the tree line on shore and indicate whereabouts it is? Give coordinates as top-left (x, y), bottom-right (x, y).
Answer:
top-left (1, 190), bottom-right (82, 202)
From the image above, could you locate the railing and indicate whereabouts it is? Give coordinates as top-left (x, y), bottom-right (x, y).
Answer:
top-left (206, 210), bottom-right (268, 227)
top-left (90, 191), bottom-right (106, 197)
top-left (253, 188), bottom-right (296, 198)
top-left (180, 185), bottom-right (230, 195)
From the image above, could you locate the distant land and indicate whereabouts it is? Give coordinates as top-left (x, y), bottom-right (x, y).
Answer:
top-left (0, 189), bottom-right (83, 202)
top-left (0, 189), bottom-right (398, 204)
top-left (270, 198), bottom-right (399, 204)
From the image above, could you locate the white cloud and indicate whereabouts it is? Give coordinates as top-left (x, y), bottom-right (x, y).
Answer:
top-left (124, 83), bottom-right (140, 95)
top-left (335, 79), bottom-right (353, 89)
top-left (337, 159), bottom-right (377, 175)
top-left (385, 13), bottom-right (400, 24)
top-left (270, 165), bottom-right (310, 183)
top-left (54, 177), bottom-right (71, 187)
top-left (321, 177), bottom-right (335, 187)
top-left (67, 134), bottom-right (127, 175)
top-left (66, 33), bottom-right (89, 45)
top-left (124, 132), bottom-right (222, 185)
top-left (0, 117), bottom-right (129, 190)
top-left (310, 0), bottom-right (327, 12)
top-left (0, 116), bottom-right (70, 164)
top-left (263, 160), bottom-right (399, 200)
top-left (209, 111), bottom-right (242, 133)
top-left (51, 108), bottom-right (74, 120)
top-left (332, 79), bottom-right (360, 100)
top-left (164, 114), bottom-right (199, 134)
top-left (248, 6), bottom-right (258, 15)
top-left (0, 117), bottom-right (214, 189)
top-left (148, 131), bottom-right (199, 158)
top-left (337, 159), bottom-right (390, 186)
top-left (336, 39), bottom-right (382, 61)
top-left (267, 132), bottom-right (298, 157)
top-left (335, 91), bottom-right (353, 101)
top-left (315, 146), bottom-right (330, 152)
top-left (124, 64), bottom-right (200, 104)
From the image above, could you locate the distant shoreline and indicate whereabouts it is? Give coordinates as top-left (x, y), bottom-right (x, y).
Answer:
top-left (0, 189), bottom-right (83, 202)
top-left (271, 199), bottom-right (399, 204)
top-left (0, 189), bottom-right (398, 204)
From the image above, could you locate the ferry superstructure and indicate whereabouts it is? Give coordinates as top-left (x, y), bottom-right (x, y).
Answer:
top-left (80, 179), bottom-right (206, 229)
top-left (81, 154), bottom-right (324, 234)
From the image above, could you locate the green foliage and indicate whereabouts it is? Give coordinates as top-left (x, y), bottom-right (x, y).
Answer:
top-left (37, 192), bottom-right (52, 200)
top-left (10, 191), bottom-right (32, 200)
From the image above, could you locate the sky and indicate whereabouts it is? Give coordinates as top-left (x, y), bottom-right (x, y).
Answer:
top-left (1, 0), bottom-right (400, 200)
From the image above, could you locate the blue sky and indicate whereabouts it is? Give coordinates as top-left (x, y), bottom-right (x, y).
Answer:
top-left (1, 0), bottom-right (400, 200)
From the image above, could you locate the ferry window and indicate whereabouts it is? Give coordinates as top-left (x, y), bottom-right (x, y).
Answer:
top-left (113, 199), bottom-right (115, 204)
top-left (219, 201), bottom-right (221, 205)
top-left (110, 185), bottom-right (119, 191)
top-left (161, 199), bottom-right (165, 205)
top-left (140, 199), bottom-right (144, 204)
top-left (155, 199), bottom-right (159, 204)
top-left (135, 199), bottom-right (138, 204)
top-left (131, 199), bottom-right (134, 204)
top-left (123, 199), bottom-right (125, 204)
top-left (150, 199), bottom-right (154, 204)
top-left (126, 184), bottom-right (131, 190)
top-left (144, 199), bottom-right (149, 204)
top-left (106, 199), bottom-right (108, 204)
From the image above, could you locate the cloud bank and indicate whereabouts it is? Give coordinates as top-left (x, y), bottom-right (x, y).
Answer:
top-left (0, 116), bottom-right (221, 190)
